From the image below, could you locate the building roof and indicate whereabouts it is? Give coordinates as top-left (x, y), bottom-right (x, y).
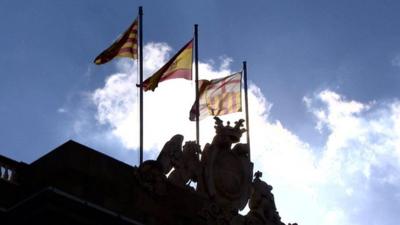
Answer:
top-left (0, 140), bottom-right (208, 225)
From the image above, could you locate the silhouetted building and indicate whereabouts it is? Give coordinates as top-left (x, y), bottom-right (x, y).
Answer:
top-left (0, 141), bottom-right (206, 225)
top-left (0, 118), bottom-right (297, 225)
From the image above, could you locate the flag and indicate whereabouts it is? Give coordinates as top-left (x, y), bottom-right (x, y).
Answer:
top-left (94, 18), bottom-right (138, 65)
top-left (189, 72), bottom-right (242, 121)
top-left (142, 39), bottom-right (193, 91)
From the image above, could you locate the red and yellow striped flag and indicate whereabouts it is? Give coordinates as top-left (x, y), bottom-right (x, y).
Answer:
top-left (189, 72), bottom-right (242, 121)
top-left (142, 39), bottom-right (193, 91)
top-left (94, 18), bottom-right (138, 65)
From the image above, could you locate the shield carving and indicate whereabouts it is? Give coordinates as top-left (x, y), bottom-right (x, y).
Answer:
top-left (202, 143), bottom-right (253, 211)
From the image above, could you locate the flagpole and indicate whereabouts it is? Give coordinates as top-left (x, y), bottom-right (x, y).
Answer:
top-left (194, 24), bottom-right (200, 145)
top-left (139, 6), bottom-right (144, 165)
top-left (243, 61), bottom-right (251, 159)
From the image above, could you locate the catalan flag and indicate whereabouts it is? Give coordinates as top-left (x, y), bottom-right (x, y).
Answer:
top-left (189, 72), bottom-right (242, 121)
top-left (142, 39), bottom-right (193, 91)
top-left (94, 18), bottom-right (138, 65)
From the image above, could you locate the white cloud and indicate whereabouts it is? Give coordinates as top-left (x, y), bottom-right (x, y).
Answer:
top-left (391, 54), bottom-right (400, 68)
top-left (90, 42), bottom-right (400, 225)
top-left (302, 90), bottom-right (400, 225)
top-left (57, 108), bottom-right (67, 113)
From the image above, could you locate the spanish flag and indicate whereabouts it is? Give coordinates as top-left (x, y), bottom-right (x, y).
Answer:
top-left (94, 18), bottom-right (138, 65)
top-left (189, 72), bottom-right (242, 121)
top-left (142, 39), bottom-right (193, 91)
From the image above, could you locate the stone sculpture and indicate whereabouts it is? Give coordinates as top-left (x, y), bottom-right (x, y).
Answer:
top-left (168, 141), bottom-right (202, 187)
top-left (156, 134), bottom-right (184, 175)
top-left (138, 117), bottom-right (296, 225)
top-left (198, 117), bottom-right (253, 212)
top-left (246, 171), bottom-right (284, 225)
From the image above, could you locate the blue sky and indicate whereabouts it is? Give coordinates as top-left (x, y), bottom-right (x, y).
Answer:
top-left (1, 1), bottom-right (400, 225)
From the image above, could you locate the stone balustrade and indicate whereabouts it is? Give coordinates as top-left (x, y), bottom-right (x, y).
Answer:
top-left (0, 155), bottom-right (21, 183)
top-left (0, 164), bottom-right (14, 182)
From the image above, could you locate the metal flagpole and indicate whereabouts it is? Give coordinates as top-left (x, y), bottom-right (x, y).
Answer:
top-left (243, 61), bottom-right (251, 159)
top-left (194, 24), bottom-right (200, 145)
top-left (139, 6), bottom-right (144, 165)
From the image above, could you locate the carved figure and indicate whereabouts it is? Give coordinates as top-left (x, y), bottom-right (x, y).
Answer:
top-left (168, 141), bottom-right (202, 187)
top-left (156, 134), bottom-right (184, 174)
top-left (136, 135), bottom-right (184, 195)
top-left (136, 160), bottom-right (167, 195)
top-left (246, 171), bottom-right (284, 225)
